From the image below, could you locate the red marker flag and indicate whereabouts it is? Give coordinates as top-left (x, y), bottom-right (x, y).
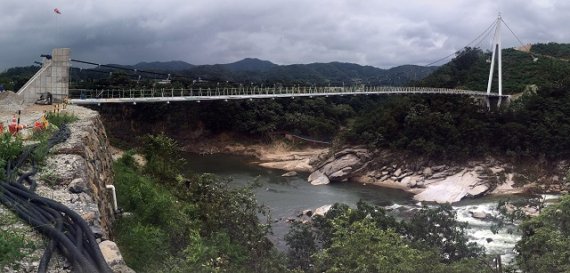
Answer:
top-left (54, 8), bottom-right (61, 14)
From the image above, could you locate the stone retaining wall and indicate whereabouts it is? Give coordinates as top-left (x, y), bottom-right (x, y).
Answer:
top-left (1, 105), bottom-right (133, 273)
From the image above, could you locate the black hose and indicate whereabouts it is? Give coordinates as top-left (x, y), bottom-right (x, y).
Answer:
top-left (0, 124), bottom-right (114, 273)
top-left (0, 182), bottom-right (110, 273)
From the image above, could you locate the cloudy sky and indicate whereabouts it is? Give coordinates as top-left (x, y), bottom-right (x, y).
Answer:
top-left (1, 0), bottom-right (569, 70)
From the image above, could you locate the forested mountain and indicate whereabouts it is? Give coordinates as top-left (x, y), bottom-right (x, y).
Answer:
top-left (0, 66), bottom-right (40, 90)
top-left (1, 55), bottom-right (438, 90)
top-left (133, 61), bottom-right (195, 71)
top-left (71, 59), bottom-right (437, 87)
top-left (223, 58), bottom-right (278, 72)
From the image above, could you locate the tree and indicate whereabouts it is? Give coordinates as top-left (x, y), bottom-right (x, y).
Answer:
top-left (516, 192), bottom-right (570, 273)
top-left (404, 204), bottom-right (484, 262)
top-left (140, 133), bottom-right (185, 181)
top-left (314, 220), bottom-right (439, 273)
top-left (285, 201), bottom-right (492, 273)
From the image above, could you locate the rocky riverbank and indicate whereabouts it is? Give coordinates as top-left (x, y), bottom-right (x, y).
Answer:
top-left (308, 147), bottom-right (569, 203)
top-left (182, 138), bottom-right (327, 173)
top-left (183, 136), bottom-right (568, 204)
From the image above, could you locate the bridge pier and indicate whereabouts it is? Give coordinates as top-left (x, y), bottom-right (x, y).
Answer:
top-left (17, 48), bottom-right (70, 103)
top-left (485, 96), bottom-right (510, 110)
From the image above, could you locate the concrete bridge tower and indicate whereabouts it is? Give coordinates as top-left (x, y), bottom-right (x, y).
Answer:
top-left (17, 48), bottom-right (70, 103)
top-left (486, 15), bottom-right (504, 107)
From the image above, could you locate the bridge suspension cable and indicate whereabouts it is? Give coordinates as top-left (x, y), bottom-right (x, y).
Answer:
top-left (70, 58), bottom-right (244, 85)
top-left (425, 19), bottom-right (498, 66)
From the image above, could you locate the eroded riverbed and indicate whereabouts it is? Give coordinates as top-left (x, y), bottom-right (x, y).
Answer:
top-left (184, 153), bottom-right (528, 262)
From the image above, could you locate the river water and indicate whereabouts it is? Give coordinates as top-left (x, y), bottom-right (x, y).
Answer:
top-left (184, 153), bottom-right (524, 262)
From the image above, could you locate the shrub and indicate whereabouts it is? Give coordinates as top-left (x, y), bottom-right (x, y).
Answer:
top-left (0, 133), bottom-right (23, 180)
top-left (46, 112), bottom-right (78, 127)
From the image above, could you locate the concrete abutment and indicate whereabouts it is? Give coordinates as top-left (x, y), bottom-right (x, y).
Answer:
top-left (17, 48), bottom-right (70, 103)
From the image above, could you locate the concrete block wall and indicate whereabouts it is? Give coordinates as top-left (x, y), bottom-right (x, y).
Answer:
top-left (17, 48), bottom-right (70, 103)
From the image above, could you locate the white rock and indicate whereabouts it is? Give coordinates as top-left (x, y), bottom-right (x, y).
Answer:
top-left (470, 211), bottom-right (488, 220)
top-left (413, 169), bottom-right (489, 203)
top-left (99, 240), bottom-right (125, 267)
top-left (394, 168), bottom-right (402, 177)
top-left (423, 167), bottom-right (433, 177)
top-left (407, 177), bottom-right (418, 188)
top-left (68, 178), bottom-right (88, 193)
top-left (308, 170), bottom-right (330, 185)
top-left (282, 171), bottom-right (298, 177)
top-left (313, 205), bottom-right (332, 217)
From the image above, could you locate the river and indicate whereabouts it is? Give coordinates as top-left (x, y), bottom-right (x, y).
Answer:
top-left (184, 153), bottom-right (524, 262)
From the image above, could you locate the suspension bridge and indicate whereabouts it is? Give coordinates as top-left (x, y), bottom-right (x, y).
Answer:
top-left (67, 86), bottom-right (508, 105)
top-left (17, 15), bottom-right (518, 106)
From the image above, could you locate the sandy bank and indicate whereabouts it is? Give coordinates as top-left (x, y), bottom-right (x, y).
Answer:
top-left (182, 137), bottom-right (328, 174)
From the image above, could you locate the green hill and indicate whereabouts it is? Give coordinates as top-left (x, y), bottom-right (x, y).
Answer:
top-left (178, 61), bottom-right (436, 86)
top-left (417, 43), bottom-right (570, 93)
top-left (347, 43), bottom-right (570, 160)
top-left (0, 66), bottom-right (40, 90)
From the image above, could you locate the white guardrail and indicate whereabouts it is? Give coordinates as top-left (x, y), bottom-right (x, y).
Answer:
top-left (69, 86), bottom-right (509, 104)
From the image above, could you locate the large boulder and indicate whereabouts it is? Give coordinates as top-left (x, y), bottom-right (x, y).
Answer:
top-left (308, 148), bottom-right (370, 185)
top-left (413, 169), bottom-right (490, 203)
top-left (313, 205), bottom-right (332, 217)
top-left (422, 167), bottom-right (433, 177)
top-left (308, 170), bottom-right (330, 185)
top-left (470, 211), bottom-right (489, 220)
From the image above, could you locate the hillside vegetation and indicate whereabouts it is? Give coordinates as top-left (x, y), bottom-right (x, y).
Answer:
top-left (418, 44), bottom-right (570, 93)
top-left (112, 135), bottom-right (494, 273)
top-left (347, 43), bottom-right (570, 161)
top-left (0, 66), bottom-right (40, 91)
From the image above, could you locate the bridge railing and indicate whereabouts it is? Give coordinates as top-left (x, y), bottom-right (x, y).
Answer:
top-left (68, 86), bottom-right (509, 101)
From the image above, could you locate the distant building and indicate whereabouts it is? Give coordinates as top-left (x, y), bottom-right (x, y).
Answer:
top-left (156, 79), bottom-right (171, 85)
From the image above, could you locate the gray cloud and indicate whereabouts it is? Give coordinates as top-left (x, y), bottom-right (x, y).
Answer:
top-left (1, 0), bottom-right (569, 70)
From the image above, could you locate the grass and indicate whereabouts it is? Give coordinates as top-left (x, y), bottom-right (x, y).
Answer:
top-left (0, 230), bottom-right (35, 270)
top-left (0, 112), bottom-right (80, 269)
top-left (39, 168), bottom-right (58, 186)
top-left (0, 133), bottom-right (23, 181)
top-left (46, 112), bottom-right (79, 128)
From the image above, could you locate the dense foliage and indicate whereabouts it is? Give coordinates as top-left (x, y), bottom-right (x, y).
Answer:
top-left (113, 135), bottom-right (496, 272)
top-left (0, 66), bottom-right (40, 90)
top-left (101, 96), bottom-right (360, 142)
top-left (347, 46), bottom-right (570, 160)
top-left (285, 202), bottom-right (491, 273)
top-left (418, 45), bottom-right (570, 93)
top-left (113, 137), bottom-right (287, 273)
top-left (531, 42), bottom-right (570, 60)
top-left (515, 192), bottom-right (570, 273)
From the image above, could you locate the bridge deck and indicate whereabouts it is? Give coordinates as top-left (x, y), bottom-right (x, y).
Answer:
top-left (68, 86), bottom-right (509, 104)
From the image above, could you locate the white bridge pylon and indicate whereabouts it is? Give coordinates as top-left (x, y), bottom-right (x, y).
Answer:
top-left (68, 86), bottom-right (509, 105)
top-left (487, 14), bottom-right (504, 107)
